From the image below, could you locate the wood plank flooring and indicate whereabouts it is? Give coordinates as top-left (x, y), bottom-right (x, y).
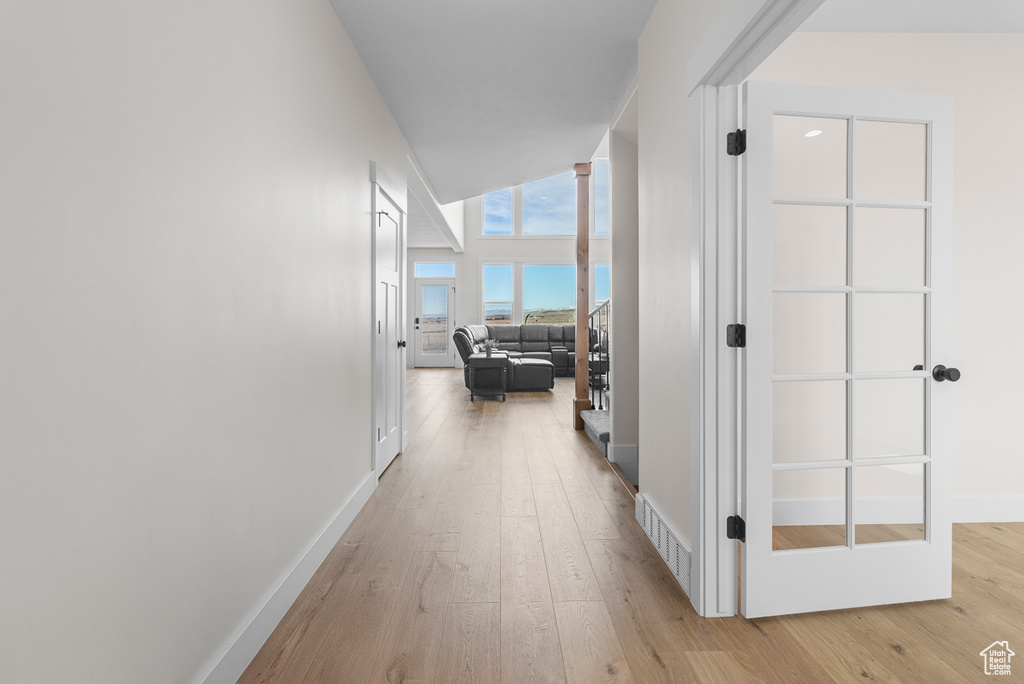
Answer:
top-left (240, 368), bottom-right (1024, 683)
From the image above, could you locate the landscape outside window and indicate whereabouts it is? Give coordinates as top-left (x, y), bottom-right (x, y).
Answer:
top-left (523, 264), bottom-right (575, 325)
top-left (483, 264), bottom-right (513, 324)
top-left (420, 285), bottom-right (449, 353)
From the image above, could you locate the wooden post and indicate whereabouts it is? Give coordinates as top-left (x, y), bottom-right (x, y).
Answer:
top-left (573, 162), bottom-right (592, 430)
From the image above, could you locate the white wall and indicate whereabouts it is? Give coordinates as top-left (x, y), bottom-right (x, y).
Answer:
top-left (750, 32), bottom-right (1024, 518)
top-left (636, 0), bottom-right (732, 548)
top-left (0, 1), bottom-right (416, 681)
top-left (609, 124), bottom-right (640, 479)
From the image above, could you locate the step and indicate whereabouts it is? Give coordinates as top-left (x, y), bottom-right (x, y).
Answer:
top-left (580, 409), bottom-right (610, 458)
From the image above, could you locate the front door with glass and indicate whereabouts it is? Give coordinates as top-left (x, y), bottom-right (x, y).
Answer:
top-left (414, 279), bottom-right (456, 367)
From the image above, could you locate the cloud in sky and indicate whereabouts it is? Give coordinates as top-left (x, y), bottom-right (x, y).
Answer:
top-left (523, 171), bottom-right (576, 235)
top-left (483, 188), bottom-right (513, 234)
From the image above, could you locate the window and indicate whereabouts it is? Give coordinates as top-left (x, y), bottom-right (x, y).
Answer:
top-left (523, 172), bottom-right (576, 236)
top-left (595, 264), bottom-right (610, 304)
top-left (483, 264), bottom-right (513, 324)
top-left (481, 161), bottom-right (610, 237)
top-left (523, 265), bottom-right (575, 324)
top-left (415, 262), bottom-right (455, 278)
top-left (483, 188), bottom-right (513, 235)
top-left (594, 160), bottom-right (610, 236)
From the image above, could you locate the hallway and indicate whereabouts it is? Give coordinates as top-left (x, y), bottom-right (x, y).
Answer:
top-left (240, 369), bottom-right (1024, 683)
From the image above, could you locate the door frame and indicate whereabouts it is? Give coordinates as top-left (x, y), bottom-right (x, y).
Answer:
top-left (371, 161), bottom-right (408, 475)
top-left (687, 0), bottom-right (827, 617)
top-left (413, 277), bottom-right (457, 367)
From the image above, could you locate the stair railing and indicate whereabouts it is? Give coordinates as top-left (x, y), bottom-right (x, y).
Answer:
top-left (588, 299), bottom-right (610, 410)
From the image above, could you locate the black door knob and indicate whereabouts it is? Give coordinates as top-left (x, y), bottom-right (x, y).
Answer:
top-left (398, 340), bottom-right (407, 348)
top-left (932, 364), bottom-right (960, 382)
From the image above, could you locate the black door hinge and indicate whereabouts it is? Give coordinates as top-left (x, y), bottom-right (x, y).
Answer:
top-left (726, 324), bottom-right (746, 348)
top-left (727, 129), bottom-right (746, 156)
top-left (727, 515), bottom-right (745, 542)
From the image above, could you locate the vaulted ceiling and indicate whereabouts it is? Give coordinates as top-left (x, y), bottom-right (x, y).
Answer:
top-left (329, 0), bottom-right (657, 204)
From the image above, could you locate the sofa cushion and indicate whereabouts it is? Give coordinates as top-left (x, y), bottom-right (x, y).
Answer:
top-left (509, 357), bottom-right (555, 391)
top-left (486, 324), bottom-right (521, 351)
top-left (523, 351), bottom-right (552, 362)
top-left (547, 325), bottom-right (564, 346)
top-left (561, 324), bottom-right (575, 352)
top-left (520, 324), bottom-right (549, 352)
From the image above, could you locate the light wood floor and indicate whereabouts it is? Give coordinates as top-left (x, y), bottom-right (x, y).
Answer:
top-left (240, 368), bottom-right (1024, 683)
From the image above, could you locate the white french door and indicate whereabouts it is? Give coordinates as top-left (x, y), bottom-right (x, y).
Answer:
top-left (374, 185), bottom-right (404, 475)
top-left (741, 82), bottom-right (955, 617)
top-left (414, 279), bottom-right (456, 367)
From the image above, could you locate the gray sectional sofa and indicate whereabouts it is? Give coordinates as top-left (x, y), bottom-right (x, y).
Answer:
top-left (452, 324), bottom-right (609, 401)
top-left (454, 324), bottom-right (578, 376)
top-left (452, 324), bottom-right (566, 400)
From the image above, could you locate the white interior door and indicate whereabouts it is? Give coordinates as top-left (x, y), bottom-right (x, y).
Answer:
top-left (374, 186), bottom-right (404, 475)
top-left (414, 279), bottom-right (456, 367)
top-left (741, 82), bottom-right (955, 617)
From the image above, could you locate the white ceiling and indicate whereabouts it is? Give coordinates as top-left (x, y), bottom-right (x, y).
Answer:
top-left (329, 0), bottom-right (656, 204)
top-left (801, 0), bottom-right (1024, 33)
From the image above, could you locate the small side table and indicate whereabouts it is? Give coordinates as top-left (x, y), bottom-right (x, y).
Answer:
top-left (467, 352), bottom-right (509, 401)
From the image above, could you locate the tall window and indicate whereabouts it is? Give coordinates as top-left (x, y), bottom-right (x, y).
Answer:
top-left (594, 160), bottom-right (610, 236)
top-left (481, 162), bottom-right (610, 237)
top-left (523, 265), bottom-right (575, 324)
top-left (483, 264), bottom-right (513, 324)
top-left (522, 172), bottom-right (576, 236)
top-left (483, 187), bottom-right (513, 235)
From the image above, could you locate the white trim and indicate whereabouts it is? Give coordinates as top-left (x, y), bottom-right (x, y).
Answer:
top-left (636, 494), bottom-right (692, 596)
top-left (199, 472), bottom-right (377, 684)
top-left (607, 444), bottom-right (638, 485)
top-left (688, 0), bottom-right (826, 618)
top-left (407, 158), bottom-right (463, 253)
top-left (371, 161), bottom-right (407, 214)
top-left (773, 498), bottom-right (922, 526)
top-left (692, 83), bottom-right (741, 620)
top-left (772, 497), bottom-right (1024, 525)
top-left (610, 75), bottom-right (638, 132)
top-left (686, 0), bottom-right (825, 93)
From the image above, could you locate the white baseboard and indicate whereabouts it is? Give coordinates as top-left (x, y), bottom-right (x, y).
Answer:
top-left (953, 496), bottom-right (1024, 523)
top-left (608, 444), bottom-right (638, 485)
top-left (199, 471), bottom-right (377, 684)
top-left (774, 496), bottom-right (1024, 526)
top-left (635, 494), bottom-right (691, 596)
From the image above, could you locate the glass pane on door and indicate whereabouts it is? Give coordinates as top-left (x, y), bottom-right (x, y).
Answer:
top-left (773, 205), bottom-right (847, 286)
top-left (854, 208), bottom-right (926, 287)
top-left (773, 115), bottom-right (848, 199)
top-left (772, 467), bottom-right (847, 551)
top-left (854, 120), bottom-right (927, 202)
top-left (853, 294), bottom-right (925, 372)
top-left (854, 463), bottom-right (925, 544)
top-left (854, 379), bottom-right (925, 459)
top-left (773, 293), bottom-right (847, 375)
top-left (421, 286), bottom-right (448, 355)
top-left (773, 381), bottom-right (846, 464)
